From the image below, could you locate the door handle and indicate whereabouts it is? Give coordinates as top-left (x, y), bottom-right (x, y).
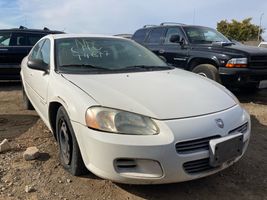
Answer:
top-left (159, 49), bottom-right (165, 54)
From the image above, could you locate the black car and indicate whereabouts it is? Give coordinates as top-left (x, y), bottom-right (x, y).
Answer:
top-left (0, 26), bottom-right (63, 80)
top-left (132, 23), bottom-right (267, 90)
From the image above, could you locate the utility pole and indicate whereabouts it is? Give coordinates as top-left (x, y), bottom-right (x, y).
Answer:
top-left (258, 13), bottom-right (264, 41)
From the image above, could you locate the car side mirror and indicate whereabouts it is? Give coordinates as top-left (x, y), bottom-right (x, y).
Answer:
top-left (170, 34), bottom-right (180, 43)
top-left (27, 59), bottom-right (49, 72)
top-left (170, 34), bottom-right (184, 45)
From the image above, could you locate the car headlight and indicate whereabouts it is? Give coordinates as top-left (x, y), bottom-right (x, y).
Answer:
top-left (226, 58), bottom-right (247, 68)
top-left (85, 107), bottom-right (159, 135)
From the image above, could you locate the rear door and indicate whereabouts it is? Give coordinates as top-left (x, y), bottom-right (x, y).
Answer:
top-left (9, 32), bottom-right (33, 64)
top-left (0, 31), bottom-right (22, 79)
top-left (0, 31), bottom-right (13, 65)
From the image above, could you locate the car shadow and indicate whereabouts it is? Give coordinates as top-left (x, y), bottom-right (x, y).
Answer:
top-left (0, 114), bottom-right (39, 140)
top-left (37, 152), bottom-right (51, 162)
top-left (232, 88), bottom-right (267, 105)
top-left (115, 115), bottom-right (267, 200)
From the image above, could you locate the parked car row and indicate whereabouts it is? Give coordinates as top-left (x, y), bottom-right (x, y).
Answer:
top-left (20, 32), bottom-right (251, 184)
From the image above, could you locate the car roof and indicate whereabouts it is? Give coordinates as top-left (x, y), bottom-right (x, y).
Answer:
top-left (49, 33), bottom-right (126, 40)
top-left (0, 27), bottom-right (63, 34)
top-left (139, 24), bottom-right (211, 30)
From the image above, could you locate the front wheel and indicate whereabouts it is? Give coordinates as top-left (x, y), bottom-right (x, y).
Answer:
top-left (192, 64), bottom-right (221, 83)
top-left (56, 106), bottom-right (87, 176)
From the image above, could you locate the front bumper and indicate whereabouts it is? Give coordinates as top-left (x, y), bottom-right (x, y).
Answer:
top-left (73, 105), bottom-right (250, 184)
top-left (219, 67), bottom-right (267, 86)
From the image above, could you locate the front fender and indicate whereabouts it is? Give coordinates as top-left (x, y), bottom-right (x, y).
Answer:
top-left (48, 74), bottom-right (99, 126)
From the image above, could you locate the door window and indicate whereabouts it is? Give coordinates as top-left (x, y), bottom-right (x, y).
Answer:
top-left (10, 33), bottom-right (27, 46)
top-left (29, 40), bottom-right (45, 60)
top-left (39, 39), bottom-right (50, 65)
top-left (165, 28), bottom-right (184, 44)
top-left (29, 39), bottom-right (50, 68)
top-left (28, 33), bottom-right (46, 46)
top-left (146, 28), bottom-right (165, 44)
top-left (133, 29), bottom-right (149, 43)
top-left (0, 32), bottom-right (11, 46)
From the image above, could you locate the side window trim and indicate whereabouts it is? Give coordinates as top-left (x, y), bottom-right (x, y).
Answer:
top-left (39, 39), bottom-right (51, 65)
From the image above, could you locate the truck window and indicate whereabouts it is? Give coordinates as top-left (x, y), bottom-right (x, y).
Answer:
top-left (10, 33), bottom-right (27, 46)
top-left (0, 32), bottom-right (11, 46)
top-left (165, 28), bottom-right (184, 44)
top-left (146, 28), bottom-right (165, 44)
top-left (132, 29), bottom-right (149, 43)
top-left (28, 33), bottom-right (46, 46)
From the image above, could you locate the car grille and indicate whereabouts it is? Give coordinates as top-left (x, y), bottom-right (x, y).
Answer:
top-left (175, 135), bottom-right (221, 154)
top-left (183, 158), bottom-right (216, 174)
top-left (249, 56), bottom-right (267, 69)
top-left (228, 122), bottom-right (248, 134)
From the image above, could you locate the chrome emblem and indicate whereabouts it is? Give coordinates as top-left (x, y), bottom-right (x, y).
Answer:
top-left (215, 119), bottom-right (224, 128)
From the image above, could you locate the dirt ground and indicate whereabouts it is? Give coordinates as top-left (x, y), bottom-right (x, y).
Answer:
top-left (0, 82), bottom-right (266, 200)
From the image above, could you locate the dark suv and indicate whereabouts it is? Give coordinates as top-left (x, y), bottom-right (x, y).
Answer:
top-left (0, 26), bottom-right (63, 80)
top-left (132, 23), bottom-right (267, 89)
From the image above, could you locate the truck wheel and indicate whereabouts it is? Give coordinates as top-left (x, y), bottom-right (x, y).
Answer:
top-left (56, 106), bottom-right (88, 176)
top-left (192, 64), bottom-right (221, 83)
top-left (22, 86), bottom-right (34, 110)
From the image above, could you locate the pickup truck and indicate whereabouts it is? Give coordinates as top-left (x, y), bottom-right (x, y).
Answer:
top-left (132, 23), bottom-right (267, 90)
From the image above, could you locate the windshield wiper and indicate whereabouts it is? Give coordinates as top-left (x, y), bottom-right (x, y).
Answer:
top-left (59, 64), bottom-right (112, 71)
top-left (122, 65), bottom-right (174, 70)
top-left (212, 41), bottom-right (234, 46)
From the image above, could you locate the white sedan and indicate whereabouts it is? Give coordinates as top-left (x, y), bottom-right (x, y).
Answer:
top-left (20, 34), bottom-right (250, 184)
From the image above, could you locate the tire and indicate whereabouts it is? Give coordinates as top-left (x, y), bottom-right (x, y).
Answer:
top-left (22, 86), bottom-right (34, 110)
top-left (192, 64), bottom-right (221, 83)
top-left (56, 106), bottom-right (88, 176)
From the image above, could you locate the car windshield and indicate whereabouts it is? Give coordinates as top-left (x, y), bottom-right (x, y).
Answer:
top-left (183, 26), bottom-right (231, 44)
top-left (55, 37), bottom-right (170, 73)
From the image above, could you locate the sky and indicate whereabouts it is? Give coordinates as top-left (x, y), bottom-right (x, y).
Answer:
top-left (0, 0), bottom-right (267, 40)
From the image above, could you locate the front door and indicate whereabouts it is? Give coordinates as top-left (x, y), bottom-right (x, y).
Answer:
top-left (26, 39), bottom-right (51, 119)
top-left (160, 27), bottom-right (189, 68)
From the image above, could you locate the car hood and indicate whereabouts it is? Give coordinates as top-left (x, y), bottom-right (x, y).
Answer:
top-left (193, 44), bottom-right (267, 57)
top-left (62, 69), bottom-right (236, 120)
top-left (226, 44), bottom-right (267, 56)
